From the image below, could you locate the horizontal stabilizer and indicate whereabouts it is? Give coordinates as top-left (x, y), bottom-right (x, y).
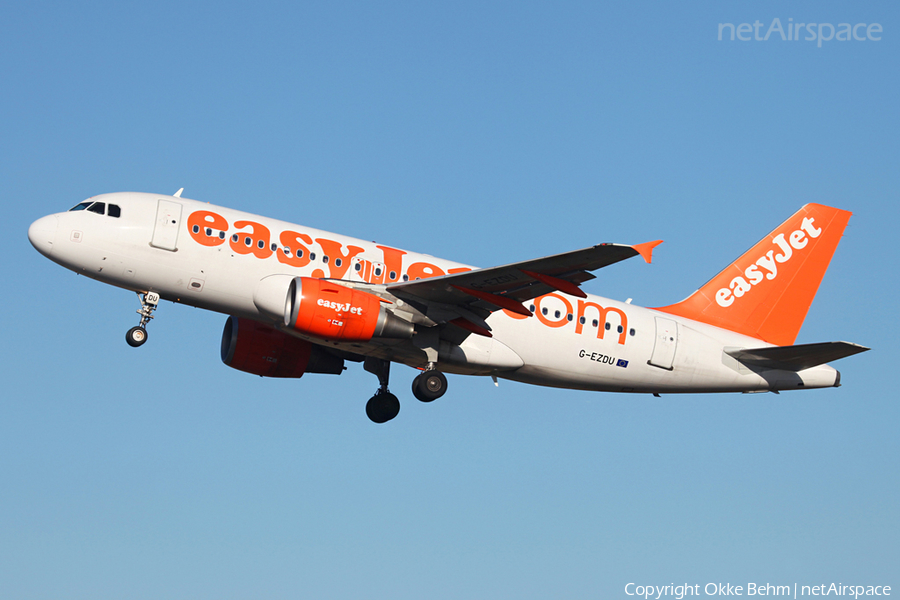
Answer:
top-left (726, 341), bottom-right (869, 372)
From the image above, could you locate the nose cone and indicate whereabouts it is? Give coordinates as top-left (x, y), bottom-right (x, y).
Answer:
top-left (28, 215), bottom-right (58, 257)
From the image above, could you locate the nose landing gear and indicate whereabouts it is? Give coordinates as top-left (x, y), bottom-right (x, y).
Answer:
top-left (126, 291), bottom-right (159, 347)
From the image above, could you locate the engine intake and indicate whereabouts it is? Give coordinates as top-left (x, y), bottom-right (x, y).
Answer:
top-left (285, 277), bottom-right (414, 342)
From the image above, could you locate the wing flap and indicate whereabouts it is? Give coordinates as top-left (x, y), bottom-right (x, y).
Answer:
top-left (725, 341), bottom-right (869, 372)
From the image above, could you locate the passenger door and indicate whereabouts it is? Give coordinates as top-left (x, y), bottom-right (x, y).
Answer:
top-left (150, 199), bottom-right (182, 251)
top-left (649, 317), bottom-right (678, 370)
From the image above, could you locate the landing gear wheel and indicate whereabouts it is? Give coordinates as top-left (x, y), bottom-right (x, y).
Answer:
top-left (126, 326), bottom-right (148, 347)
top-left (126, 292), bottom-right (159, 348)
top-left (412, 370), bottom-right (447, 402)
top-left (366, 392), bottom-right (400, 424)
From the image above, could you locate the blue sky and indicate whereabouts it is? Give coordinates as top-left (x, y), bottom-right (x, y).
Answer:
top-left (1, 1), bottom-right (897, 598)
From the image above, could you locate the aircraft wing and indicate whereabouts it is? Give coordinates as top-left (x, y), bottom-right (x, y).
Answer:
top-left (725, 341), bottom-right (870, 372)
top-left (385, 241), bottom-right (662, 334)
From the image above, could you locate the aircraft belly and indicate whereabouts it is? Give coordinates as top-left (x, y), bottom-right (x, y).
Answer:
top-left (487, 306), bottom-right (835, 394)
top-left (488, 309), bottom-right (652, 391)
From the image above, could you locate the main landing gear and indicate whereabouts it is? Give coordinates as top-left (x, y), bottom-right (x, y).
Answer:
top-left (412, 369), bottom-right (447, 402)
top-left (364, 358), bottom-right (448, 423)
top-left (364, 358), bottom-right (400, 423)
top-left (126, 291), bottom-right (159, 348)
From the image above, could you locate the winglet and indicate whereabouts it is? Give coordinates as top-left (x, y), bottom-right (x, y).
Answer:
top-left (632, 240), bottom-right (663, 264)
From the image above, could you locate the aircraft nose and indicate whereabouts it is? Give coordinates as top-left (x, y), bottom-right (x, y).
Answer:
top-left (28, 215), bottom-right (58, 256)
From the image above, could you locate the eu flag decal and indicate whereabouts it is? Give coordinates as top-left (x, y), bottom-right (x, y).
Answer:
top-left (616, 359), bottom-right (629, 368)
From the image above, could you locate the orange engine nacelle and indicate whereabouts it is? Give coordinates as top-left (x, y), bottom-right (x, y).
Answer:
top-left (285, 277), bottom-right (414, 342)
top-left (221, 317), bottom-right (344, 378)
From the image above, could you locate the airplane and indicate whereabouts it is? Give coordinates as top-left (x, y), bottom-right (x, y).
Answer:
top-left (28, 192), bottom-right (868, 423)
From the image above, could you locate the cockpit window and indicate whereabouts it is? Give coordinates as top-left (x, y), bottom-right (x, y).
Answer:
top-left (67, 200), bottom-right (121, 217)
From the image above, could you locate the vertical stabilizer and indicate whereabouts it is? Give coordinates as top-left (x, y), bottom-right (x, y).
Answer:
top-left (655, 204), bottom-right (851, 346)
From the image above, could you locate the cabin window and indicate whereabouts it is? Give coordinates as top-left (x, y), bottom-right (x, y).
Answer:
top-left (257, 240), bottom-right (265, 249)
top-left (218, 231), bottom-right (225, 240)
top-left (108, 204), bottom-right (121, 218)
top-left (323, 256), bottom-right (329, 264)
top-left (244, 237), bottom-right (252, 247)
top-left (309, 252), bottom-right (316, 261)
top-left (629, 328), bottom-right (636, 336)
top-left (87, 202), bottom-right (105, 215)
top-left (617, 325), bottom-right (624, 334)
top-left (541, 307), bottom-right (548, 316)
top-left (530, 305), bottom-right (535, 313)
top-left (193, 225), bottom-right (201, 234)
top-left (205, 228), bottom-right (212, 236)
top-left (231, 234), bottom-right (239, 242)
top-left (389, 271), bottom-right (396, 280)
top-left (554, 310), bottom-right (561, 319)
top-left (579, 316), bottom-right (586, 324)
top-left (271, 243), bottom-right (278, 252)
top-left (403, 274), bottom-right (409, 281)
top-left (335, 259), bottom-right (343, 268)
top-left (567, 314), bottom-right (573, 322)
top-left (592, 319), bottom-right (599, 327)
top-left (605, 322), bottom-right (611, 330)
top-left (374, 266), bottom-right (382, 276)
top-left (354, 262), bottom-right (362, 272)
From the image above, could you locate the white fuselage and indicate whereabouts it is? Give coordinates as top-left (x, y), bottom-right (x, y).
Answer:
top-left (28, 192), bottom-right (839, 394)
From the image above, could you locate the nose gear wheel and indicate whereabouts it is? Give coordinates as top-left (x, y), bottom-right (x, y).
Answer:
top-left (126, 326), bottom-right (148, 347)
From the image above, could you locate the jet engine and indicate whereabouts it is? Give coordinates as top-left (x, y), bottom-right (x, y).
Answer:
top-left (284, 277), bottom-right (414, 342)
top-left (221, 316), bottom-right (344, 378)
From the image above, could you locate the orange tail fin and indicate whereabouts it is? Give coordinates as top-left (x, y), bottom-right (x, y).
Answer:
top-left (655, 204), bottom-right (852, 346)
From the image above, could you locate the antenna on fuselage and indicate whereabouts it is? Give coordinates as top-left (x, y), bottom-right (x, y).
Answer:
top-left (173, 188), bottom-right (184, 198)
